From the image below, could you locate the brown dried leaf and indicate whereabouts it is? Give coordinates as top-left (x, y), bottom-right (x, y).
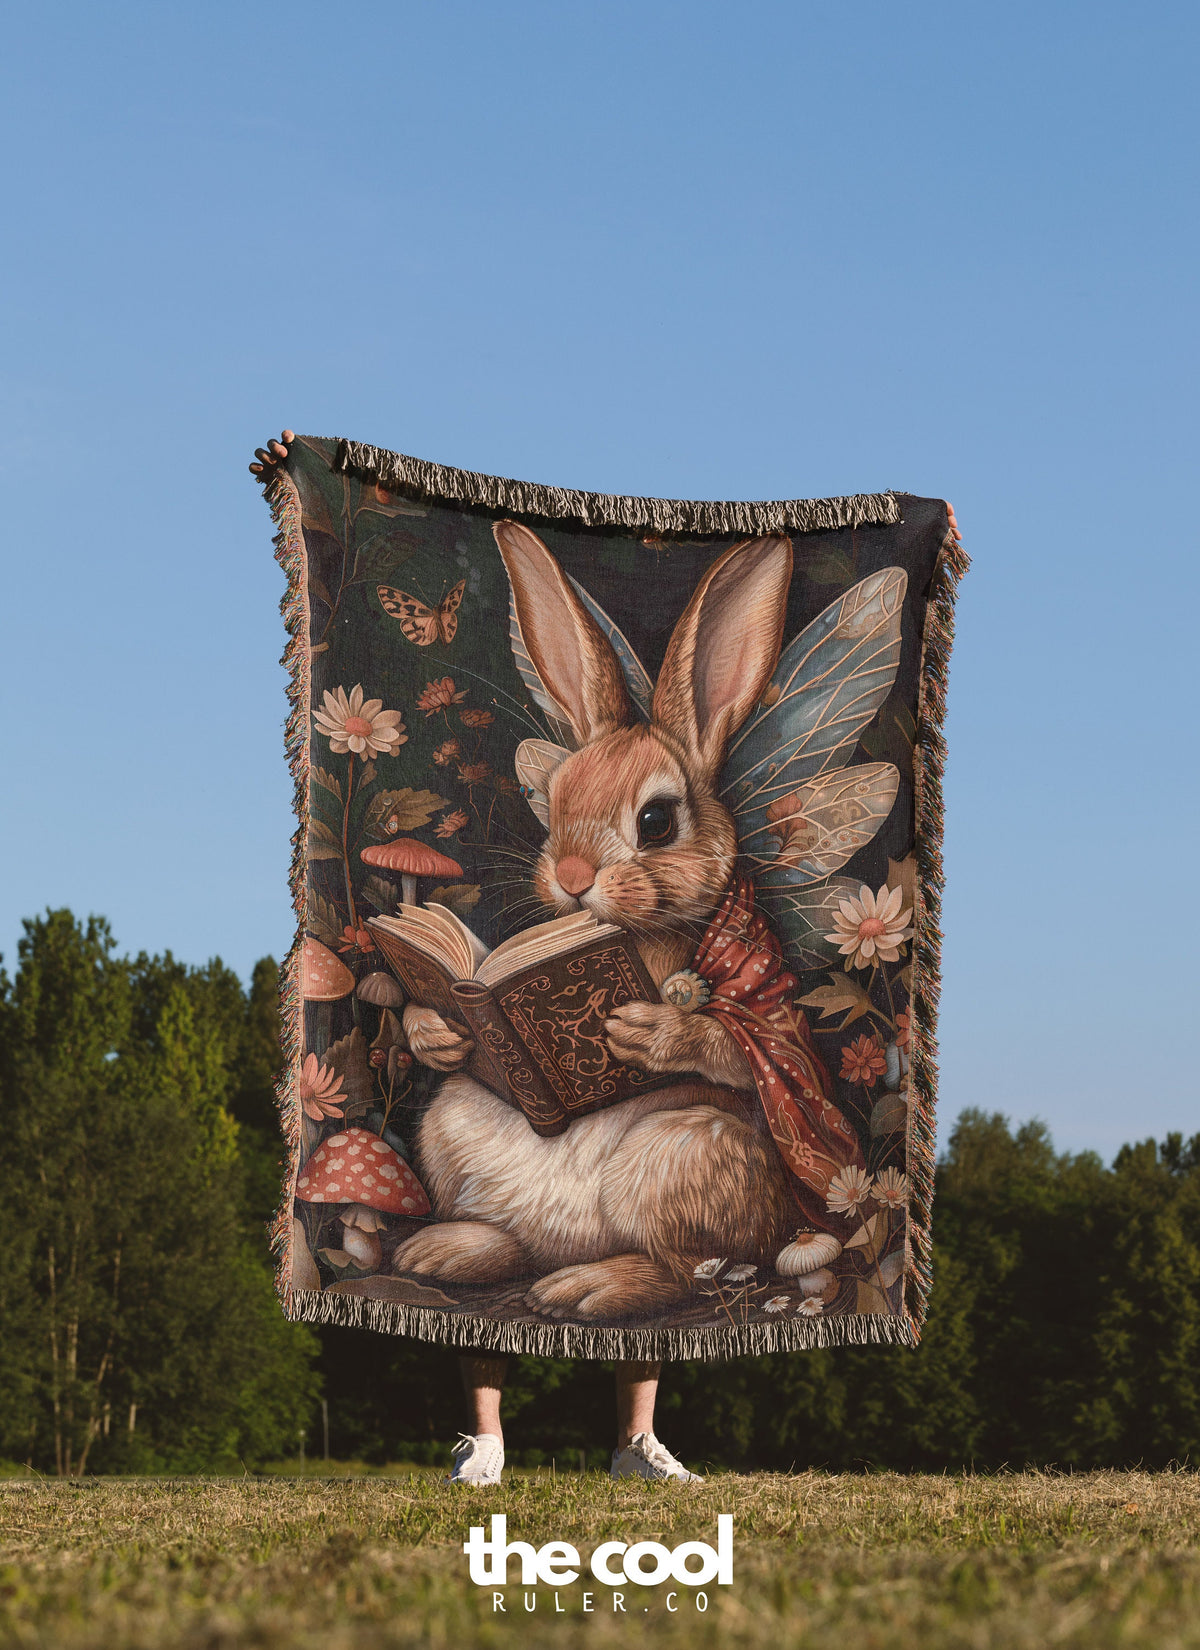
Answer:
top-left (312, 767), bottom-right (343, 801)
top-left (886, 854), bottom-right (918, 914)
top-left (844, 1211), bottom-right (882, 1253)
top-left (856, 1279), bottom-right (890, 1314)
top-left (324, 1026), bottom-right (375, 1104)
top-left (428, 883), bottom-right (482, 915)
top-left (798, 974), bottom-right (874, 1024)
top-left (362, 788), bottom-right (448, 840)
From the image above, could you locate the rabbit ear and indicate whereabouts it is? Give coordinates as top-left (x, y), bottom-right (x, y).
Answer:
top-left (653, 535), bottom-right (793, 783)
top-left (495, 521), bottom-right (633, 745)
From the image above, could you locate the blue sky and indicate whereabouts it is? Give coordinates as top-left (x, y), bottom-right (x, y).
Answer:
top-left (2, 2), bottom-right (1196, 1156)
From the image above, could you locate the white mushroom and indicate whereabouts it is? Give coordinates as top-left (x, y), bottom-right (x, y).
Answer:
top-left (775, 1230), bottom-right (843, 1276)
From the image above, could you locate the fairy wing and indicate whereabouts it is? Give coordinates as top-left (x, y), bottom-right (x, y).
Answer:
top-left (566, 576), bottom-right (654, 722)
top-left (741, 762), bottom-right (901, 891)
top-left (506, 576), bottom-right (652, 751)
top-left (758, 877), bottom-right (874, 973)
top-left (719, 567), bottom-right (907, 846)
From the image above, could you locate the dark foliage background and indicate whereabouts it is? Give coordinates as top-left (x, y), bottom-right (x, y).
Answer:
top-left (3, 910), bottom-right (1197, 1475)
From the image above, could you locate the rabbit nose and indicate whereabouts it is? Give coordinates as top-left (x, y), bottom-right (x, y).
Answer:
top-left (556, 856), bottom-right (596, 895)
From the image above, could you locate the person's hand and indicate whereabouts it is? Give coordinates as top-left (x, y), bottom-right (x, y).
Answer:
top-left (249, 429), bottom-right (295, 479)
top-left (945, 501), bottom-right (962, 543)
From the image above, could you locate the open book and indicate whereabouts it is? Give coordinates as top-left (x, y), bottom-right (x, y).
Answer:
top-left (367, 904), bottom-right (662, 1136)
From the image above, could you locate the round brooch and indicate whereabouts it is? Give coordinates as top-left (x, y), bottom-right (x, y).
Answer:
top-left (659, 969), bottom-right (712, 1013)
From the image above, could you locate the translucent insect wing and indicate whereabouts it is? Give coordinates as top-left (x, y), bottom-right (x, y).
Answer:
top-left (719, 568), bottom-right (907, 841)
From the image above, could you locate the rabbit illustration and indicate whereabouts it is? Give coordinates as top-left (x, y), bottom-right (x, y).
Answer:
top-left (391, 522), bottom-right (804, 1321)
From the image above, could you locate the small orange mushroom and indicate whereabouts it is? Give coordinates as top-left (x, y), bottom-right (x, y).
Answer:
top-left (361, 837), bottom-right (463, 906)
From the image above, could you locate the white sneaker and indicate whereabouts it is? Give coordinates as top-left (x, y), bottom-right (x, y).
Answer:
top-left (446, 1432), bottom-right (504, 1485)
top-left (610, 1432), bottom-right (703, 1482)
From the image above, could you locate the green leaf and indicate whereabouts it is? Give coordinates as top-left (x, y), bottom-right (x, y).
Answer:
top-left (306, 892), bottom-right (344, 946)
top-left (871, 1093), bottom-right (908, 1136)
top-left (360, 875), bottom-right (400, 913)
top-left (362, 788), bottom-right (448, 840)
top-left (306, 819), bottom-right (343, 861)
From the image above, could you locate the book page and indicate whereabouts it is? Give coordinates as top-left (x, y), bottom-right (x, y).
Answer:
top-left (476, 910), bottom-right (622, 989)
top-left (420, 903), bottom-right (491, 976)
top-left (370, 904), bottom-right (483, 981)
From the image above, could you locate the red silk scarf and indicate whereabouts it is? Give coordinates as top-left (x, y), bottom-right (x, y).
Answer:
top-left (694, 878), bottom-right (865, 1228)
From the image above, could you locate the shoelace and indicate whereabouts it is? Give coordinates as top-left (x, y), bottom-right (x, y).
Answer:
top-left (636, 1434), bottom-right (678, 1472)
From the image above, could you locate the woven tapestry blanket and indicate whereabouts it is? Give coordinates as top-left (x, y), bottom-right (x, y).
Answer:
top-left (265, 438), bottom-right (967, 1359)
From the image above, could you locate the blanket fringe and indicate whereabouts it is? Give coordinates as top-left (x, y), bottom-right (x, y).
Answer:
top-left (264, 467), bottom-right (309, 1311)
top-left (285, 1287), bottom-right (919, 1360)
top-left (261, 449), bottom-right (964, 1355)
top-left (906, 525), bottom-right (971, 1330)
top-left (332, 438), bottom-right (902, 537)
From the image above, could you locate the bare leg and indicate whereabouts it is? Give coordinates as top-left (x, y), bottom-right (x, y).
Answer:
top-left (615, 1359), bottom-right (662, 1448)
top-left (460, 1354), bottom-right (508, 1443)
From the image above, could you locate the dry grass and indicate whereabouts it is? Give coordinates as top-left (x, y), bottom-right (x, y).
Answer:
top-left (2, 1469), bottom-right (1199, 1648)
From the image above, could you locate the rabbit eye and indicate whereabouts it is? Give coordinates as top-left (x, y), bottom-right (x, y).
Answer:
top-left (637, 800), bottom-right (676, 848)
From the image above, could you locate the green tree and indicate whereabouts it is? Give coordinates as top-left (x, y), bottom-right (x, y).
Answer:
top-left (0, 911), bottom-right (319, 1474)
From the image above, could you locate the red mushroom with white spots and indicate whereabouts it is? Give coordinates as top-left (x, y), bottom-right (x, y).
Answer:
top-left (301, 936), bottom-right (356, 1052)
top-left (360, 838), bottom-right (463, 908)
top-left (294, 1126), bottom-right (430, 1272)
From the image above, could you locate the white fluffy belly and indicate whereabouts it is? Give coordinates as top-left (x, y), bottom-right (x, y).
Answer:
top-left (415, 1076), bottom-right (670, 1270)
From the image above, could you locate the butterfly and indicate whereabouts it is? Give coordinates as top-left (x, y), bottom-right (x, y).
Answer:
top-left (376, 579), bottom-right (465, 646)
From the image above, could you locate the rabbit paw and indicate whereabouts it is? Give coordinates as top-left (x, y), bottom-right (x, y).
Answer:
top-left (392, 1221), bottom-right (530, 1284)
top-left (403, 1005), bottom-right (474, 1072)
top-left (526, 1256), bottom-right (684, 1320)
top-left (604, 1000), bottom-right (701, 1075)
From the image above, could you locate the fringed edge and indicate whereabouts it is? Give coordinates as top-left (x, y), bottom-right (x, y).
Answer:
top-left (264, 467), bottom-right (310, 1317)
top-left (332, 438), bottom-right (902, 537)
top-left (283, 1288), bottom-right (919, 1361)
top-left (261, 454), bottom-right (962, 1357)
top-left (905, 526), bottom-right (971, 1332)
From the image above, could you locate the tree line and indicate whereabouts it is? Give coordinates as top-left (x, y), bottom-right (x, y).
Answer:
top-left (2, 910), bottom-right (1197, 1474)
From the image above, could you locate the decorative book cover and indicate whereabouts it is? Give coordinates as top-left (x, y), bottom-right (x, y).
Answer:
top-left (366, 915), bottom-right (661, 1135)
top-left (264, 435), bottom-right (967, 1359)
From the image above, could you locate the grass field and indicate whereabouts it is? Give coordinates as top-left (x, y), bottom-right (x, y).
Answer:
top-left (2, 1469), bottom-right (1199, 1648)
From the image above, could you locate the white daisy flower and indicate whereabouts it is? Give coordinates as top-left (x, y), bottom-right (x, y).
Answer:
top-left (824, 882), bottom-right (913, 971)
top-left (826, 1164), bottom-right (874, 1216)
top-left (873, 1167), bottom-right (910, 1209)
top-left (693, 1258), bottom-right (725, 1280)
top-left (796, 1297), bottom-right (825, 1317)
top-left (313, 685), bottom-right (407, 761)
top-left (763, 1296), bottom-right (790, 1314)
top-left (724, 1264), bottom-right (757, 1283)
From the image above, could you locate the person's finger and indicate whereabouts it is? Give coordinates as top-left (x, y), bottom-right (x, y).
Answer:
top-left (249, 462), bottom-right (264, 475)
top-left (254, 447), bottom-right (277, 466)
top-left (269, 439), bottom-right (288, 458)
top-left (281, 429), bottom-right (295, 443)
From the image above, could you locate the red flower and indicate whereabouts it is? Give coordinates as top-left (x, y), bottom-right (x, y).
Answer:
top-left (459, 708), bottom-right (494, 728)
top-left (840, 1034), bottom-right (887, 1086)
top-left (417, 677), bottom-right (467, 716)
top-left (336, 924), bottom-right (375, 954)
top-left (895, 1009), bottom-right (911, 1051)
top-left (457, 762), bottom-right (491, 785)
top-left (432, 738), bottom-right (461, 766)
top-left (435, 808), bottom-right (469, 839)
